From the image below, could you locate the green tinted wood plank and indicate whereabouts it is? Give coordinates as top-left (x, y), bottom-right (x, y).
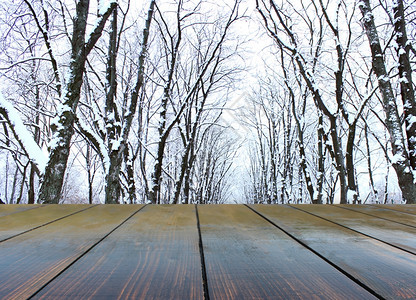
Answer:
top-left (32, 205), bottom-right (203, 300)
top-left (0, 204), bottom-right (43, 217)
top-left (338, 204), bottom-right (416, 226)
top-left (0, 204), bottom-right (92, 241)
top-left (373, 204), bottom-right (416, 215)
top-left (0, 204), bottom-right (141, 299)
top-left (252, 204), bottom-right (416, 299)
top-left (198, 205), bottom-right (376, 300)
top-left (292, 204), bottom-right (416, 254)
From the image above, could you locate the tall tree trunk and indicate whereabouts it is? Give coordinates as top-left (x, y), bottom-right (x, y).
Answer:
top-left (148, 8), bottom-right (182, 204)
top-left (104, 7), bottom-right (121, 203)
top-left (346, 124), bottom-right (358, 203)
top-left (125, 146), bottom-right (137, 204)
top-left (39, 0), bottom-right (87, 203)
top-left (86, 145), bottom-right (94, 204)
top-left (39, 0), bottom-right (116, 203)
top-left (359, 0), bottom-right (416, 203)
top-left (393, 0), bottom-right (416, 171)
top-left (173, 145), bottom-right (191, 204)
top-left (321, 0), bottom-right (357, 203)
top-left (149, 135), bottom-right (168, 204)
top-left (329, 116), bottom-right (348, 204)
top-left (316, 114), bottom-right (325, 204)
top-left (105, 1), bottom-right (155, 204)
top-left (364, 122), bottom-right (377, 201)
top-left (183, 163), bottom-right (192, 204)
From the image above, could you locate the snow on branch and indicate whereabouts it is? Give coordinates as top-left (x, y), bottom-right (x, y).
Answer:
top-left (85, 0), bottom-right (117, 56)
top-left (0, 91), bottom-right (47, 175)
top-left (98, 0), bottom-right (116, 16)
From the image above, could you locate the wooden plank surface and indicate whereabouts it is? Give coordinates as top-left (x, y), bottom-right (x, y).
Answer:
top-left (0, 205), bottom-right (141, 299)
top-left (0, 204), bottom-right (43, 217)
top-left (338, 204), bottom-right (416, 226)
top-left (32, 205), bottom-right (203, 299)
top-left (0, 204), bottom-right (93, 242)
top-left (373, 204), bottom-right (416, 215)
top-left (291, 204), bottom-right (416, 254)
top-left (198, 205), bottom-right (376, 299)
top-left (1, 204), bottom-right (415, 299)
top-left (251, 204), bottom-right (416, 299)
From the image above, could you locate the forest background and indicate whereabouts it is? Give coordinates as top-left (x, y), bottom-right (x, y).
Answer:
top-left (0, 0), bottom-right (415, 205)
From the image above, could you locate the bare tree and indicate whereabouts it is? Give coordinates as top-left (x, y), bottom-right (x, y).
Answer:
top-left (359, 0), bottom-right (416, 203)
top-left (12, 0), bottom-right (117, 203)
top-left (192, 126), bottom-right (237, 204)
top-left (147, 0), bottom-right (242, 204)
top-left (256, 0), bottom-right (377, 204)
top-left (255, 0), bottom-right (348, 203)
top-left (392, 0), bottom-right (416, 172)
top-left (104, 0), bottom-right (155, 204)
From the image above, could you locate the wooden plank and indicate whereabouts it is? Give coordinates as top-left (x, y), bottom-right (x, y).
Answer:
top-left (0, 204), bottom-right (141, 299)
top-left (198, 205), bottom-right (376, 300)
top-left (291, 204), bottom-right (416, 254)
top-left (0, 204), bottom-right (43, 217)
top-left (373, 204), bottom-right (416, 215)
top-left (339, 205), bottom-right (416, 226)
top-left (32, 205), bottom-right (203, 299)
top-left (0, 204), bottom-right (92, 242)
top-left (252, 204), bottom-right (416, 299)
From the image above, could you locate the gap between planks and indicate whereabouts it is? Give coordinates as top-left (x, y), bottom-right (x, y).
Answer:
top-left (5, 204), bottom-right (413, 299)
top-left (27, 205), bottom-right (147, 299)
top-left (369, 204), bottom-right (416, 216)
top-left (0, 205), bottom-right (97, 243)
top-left (289, 204), bottom-right (416, 256)
top-left (195, 204), bottom-right (210, 300)
top-left (335, 205), bottom-right (416, 228)
top-left (244, 204), bottom-right (385, 300)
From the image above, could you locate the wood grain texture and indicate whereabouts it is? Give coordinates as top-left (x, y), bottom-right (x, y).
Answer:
top-left (0, 205), bottom-right (141, 299)
top-left (252, 204), bottom-right (416, 299)
top-left (292, 204), bottom-right (416, 254)
top-left (0, 204), bottom-right (92, 242)
top-left (373, 204), bottom-right (416, 215)
top-left (0, 204), bottom-right (43, 217)
top-left (198, 205), bottom-right (376, 300)
top-left (337, 204), bottom-right (416, 226)
top-left (33, 205), bottom-right (203, 300)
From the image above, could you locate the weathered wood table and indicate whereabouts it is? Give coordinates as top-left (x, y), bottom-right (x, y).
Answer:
top-left (0, 204), bottom-right (415, 299)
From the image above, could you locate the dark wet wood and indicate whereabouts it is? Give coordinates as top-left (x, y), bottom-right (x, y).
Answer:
top-left (0, 204), bottom-right (43, 217)
top-left (373, 204), bottom-right (416, 215)
top-left (0, 204), bottom-right (91, 241)
top-left (198, 205), bottom-right (376, 300)
top-left (251, 204), bottom-right (416, 299)
top-left (33, 205), bottom-right (203, 299)
top-left (292, 204), bottom-right (416, 254)
top-left (0, 205), bottom-right (141, 299)
top-left (1, 204), bottom-right (415, 299)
